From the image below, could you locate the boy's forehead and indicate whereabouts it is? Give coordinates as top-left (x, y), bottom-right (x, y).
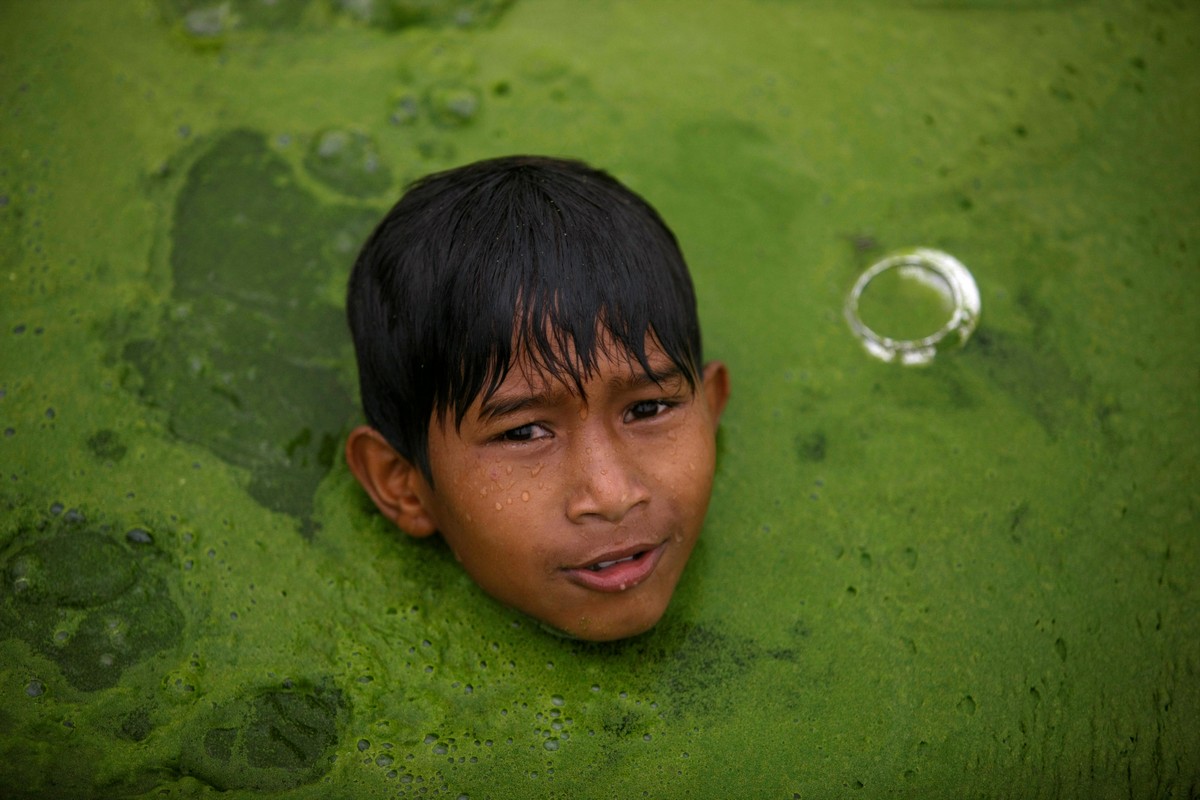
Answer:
top-left (497, 336), bottom-right (674, 397)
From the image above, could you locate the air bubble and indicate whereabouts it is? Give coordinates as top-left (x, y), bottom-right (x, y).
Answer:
top-left (845, 248), bottom-right (980, 365)
top-left (390, 92), bottom-right (420, 125)
top-left (428, 83), bottom-right (481, 127)
top-left (126, 528), bottom-right (153, 544)
top-left (184, 5), bottom-right (229, 37)
top-left (304, 128), bottom-right (391, 197)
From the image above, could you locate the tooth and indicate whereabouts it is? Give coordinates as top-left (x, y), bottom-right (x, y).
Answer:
top-left (590, 554), bottom-right (637, 571)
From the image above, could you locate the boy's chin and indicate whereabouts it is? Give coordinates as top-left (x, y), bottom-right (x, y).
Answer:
top-left (527, 606), bottom-right (667, 643)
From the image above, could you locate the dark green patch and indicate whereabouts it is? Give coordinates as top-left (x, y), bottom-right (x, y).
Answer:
top-left (182, 682), bottom-right (345, 791)
top-left (125, 129), bottom-right (370, 526)
top-left (245, 690), bottom-right (341, 769)
top-left (118, 707), bottom-right (155, 742)
top-left (963, 327), bottom-right (1087, 439)
top-left (205, 727), bottom-right (238, 760)
top-left (0, 517), bottom-right (184, 691)
top-left (795, 430), bottom-right (827, 462)
top-left (7, 532), bottom-right (137, 608)
top-left (658, 625), bottom-right (758, 714)
top-left (86, 429), bottom-right (127, 463)
top-left (573, 622), bottom-right (760, 719)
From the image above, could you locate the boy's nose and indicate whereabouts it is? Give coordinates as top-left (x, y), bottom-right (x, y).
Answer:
top-left (566, 436), bottom-right (650, 524)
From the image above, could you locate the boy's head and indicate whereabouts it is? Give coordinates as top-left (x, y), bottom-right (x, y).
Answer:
top-left (345, 156), bottom-right (729, 641)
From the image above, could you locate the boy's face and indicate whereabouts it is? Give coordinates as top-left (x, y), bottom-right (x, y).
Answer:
top-left (408, 338), bottom-right (729, 641)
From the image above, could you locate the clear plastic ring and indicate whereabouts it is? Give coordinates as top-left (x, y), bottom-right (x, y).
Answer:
top-left (845, 248), bottom-right (981, 366)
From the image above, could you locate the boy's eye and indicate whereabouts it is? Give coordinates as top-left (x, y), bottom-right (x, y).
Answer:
top-left (498, 423), bottom-right (549, 442)
top-left (625, 400), bottom-right (671, 422)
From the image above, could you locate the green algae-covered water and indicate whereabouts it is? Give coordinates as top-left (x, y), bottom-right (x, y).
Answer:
top-left (2, 1), bottom-right (1198, 797)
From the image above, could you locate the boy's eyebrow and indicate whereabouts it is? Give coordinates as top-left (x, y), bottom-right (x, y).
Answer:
top-left (610, 364), bottom-right (685, 391)
top-left (478, 388), bottom-right (568, 422)
top-left (477, 364), bottom-right (688, 422)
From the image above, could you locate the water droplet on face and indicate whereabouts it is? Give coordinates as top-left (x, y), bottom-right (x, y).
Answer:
top-left (494, 502), bottom-right (502, 511)
top-left (530, 462), bottom-right (544, 477)
top-left (579, 406), bottom-right (589, 420)
top-left (521, 491), bottom-right (530, 502)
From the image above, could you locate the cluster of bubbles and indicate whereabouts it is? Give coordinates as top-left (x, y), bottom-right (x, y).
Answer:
top-left (164, 0), bottom-right (515, 40)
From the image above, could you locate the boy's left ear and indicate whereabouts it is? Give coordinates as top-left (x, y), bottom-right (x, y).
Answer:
top-left (701, 361), bottom-right (731, 424)
top-left (344, 426), bottom-right (439, 538)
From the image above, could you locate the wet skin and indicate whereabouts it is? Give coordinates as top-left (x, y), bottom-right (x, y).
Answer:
top-left (347, 342), bottom-right (730, 641)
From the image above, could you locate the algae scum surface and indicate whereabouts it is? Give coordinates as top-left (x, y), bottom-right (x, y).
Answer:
top-left (2, 1), bottom-right (1198, 797)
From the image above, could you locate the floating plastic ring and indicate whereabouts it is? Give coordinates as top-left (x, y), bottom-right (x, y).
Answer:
top-left (845, 248), bottom-right (981, 366)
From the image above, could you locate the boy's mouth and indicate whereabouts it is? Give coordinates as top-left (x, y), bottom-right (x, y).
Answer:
top-left (563, 541), bottom-right (667, 593)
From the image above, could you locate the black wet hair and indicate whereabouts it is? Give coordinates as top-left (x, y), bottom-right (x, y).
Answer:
top-left (347, 155), bottom-right (702, 481)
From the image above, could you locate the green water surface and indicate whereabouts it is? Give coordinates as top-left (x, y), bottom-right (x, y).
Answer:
top-left (1, 1), bottom-right (1198, 798)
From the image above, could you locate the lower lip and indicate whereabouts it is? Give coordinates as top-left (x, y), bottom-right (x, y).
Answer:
top-left (563, 542), bottom-right (668, 593)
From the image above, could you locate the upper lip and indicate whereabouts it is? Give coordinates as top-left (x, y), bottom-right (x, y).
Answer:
top-left (563, 539), bottom-right (665, 571)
